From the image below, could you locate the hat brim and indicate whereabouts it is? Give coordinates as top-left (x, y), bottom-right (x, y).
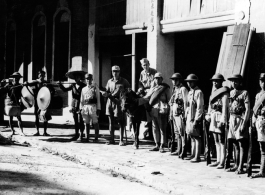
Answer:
top-left (65, 71), bottom-right (86, 79)
top-left (170, 77), bottom-right (182, 80)
top-left (227, 77), bottom-right (242, 81)
top-left (210, 78), bottom-right (225, 81)
top-left (10, 75), bottom-right (23, 78)
top-left (185, 79), bottom-right (198, 81)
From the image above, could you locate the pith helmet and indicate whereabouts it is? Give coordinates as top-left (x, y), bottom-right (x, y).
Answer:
top-left (154, 72), bottom-right (163, 78)
top-left (170, 73), bottom-right (182, 80)
top-left (260, 73), bottom-right (265, 80)
top-left (227, 74), bottom-right (243, 81)
top-left (185, 74), bottom-right (198, 81)
top-left (10, 72), bottom-right (23, 78)
top-left (210, 73), bottom-right (225, 81)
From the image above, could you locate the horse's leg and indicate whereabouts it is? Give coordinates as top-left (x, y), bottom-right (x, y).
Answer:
top-left (135, 120), bottom-right (141, 149)
top-left (131, 118), bottom-right (137, 149)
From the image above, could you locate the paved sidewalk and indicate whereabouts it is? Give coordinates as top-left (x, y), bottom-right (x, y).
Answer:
top-left (1, 108), bottom-right (265, 195)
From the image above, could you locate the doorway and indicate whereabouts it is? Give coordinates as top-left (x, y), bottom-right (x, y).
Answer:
top-left (175, 27), bottom-right (227, 104)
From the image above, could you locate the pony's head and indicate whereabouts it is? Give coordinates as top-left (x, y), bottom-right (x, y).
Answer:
top-left (120, 88), bottom-right (139, 113)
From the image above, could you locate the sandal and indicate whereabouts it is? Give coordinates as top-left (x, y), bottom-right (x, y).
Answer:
top-left (225, 166), bottom-right (238, 172)
top-left (250, 172), bottom-right (265, 178)
top-left (119, 141), bottom-right (126, 146)
top-left (208, 161), bottom-right (220, 167)
top-left (43, 133), bottom-right (50, 136)
top-left (105, 141), bottom-right (115, 145)
top-left (216, 164), bottom-right (224, 169)
top-left (159, 147), bottom-right (165, 153)
top-left (149, 147), bottom-right (159, 152)
top-left (235, 169), bottom-right (245, 175)
top-left (33, 132), bottom-right (40, 136)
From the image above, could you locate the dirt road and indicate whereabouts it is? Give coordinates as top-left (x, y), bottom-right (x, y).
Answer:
top-left (0, 145), bottom-right (165, 195)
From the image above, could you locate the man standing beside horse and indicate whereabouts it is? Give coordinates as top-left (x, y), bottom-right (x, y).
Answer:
top-left (102, 65), bottom-right (130, 146)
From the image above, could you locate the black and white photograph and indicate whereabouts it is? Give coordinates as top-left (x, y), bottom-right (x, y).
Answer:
top-left (0, 0), bottom-right (265, 194)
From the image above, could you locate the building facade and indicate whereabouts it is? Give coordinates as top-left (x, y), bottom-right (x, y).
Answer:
top-left (1, 0), bottom-right (265, 119)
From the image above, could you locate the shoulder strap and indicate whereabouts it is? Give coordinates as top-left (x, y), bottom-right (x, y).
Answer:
top-left (210, 87), bottom-right (230, 104)
top-left (253, 92), bottom-right (265, 115)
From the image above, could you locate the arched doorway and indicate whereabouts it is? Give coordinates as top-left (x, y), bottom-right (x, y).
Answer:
top-left (53, 9), bottom-right (71, 81)
top-left (31, 13), bottom-right (46, 80)
top-left (5, 20), bottom-right (16, 78)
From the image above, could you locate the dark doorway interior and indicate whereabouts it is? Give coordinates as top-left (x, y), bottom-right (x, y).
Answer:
top-left (135, 33), bottom-right (147, 90)
top-left (6, 22), bottom-right (16, 77)
top-left (32, 16), bottom-right (45, 79)
top-left (175, 27), bottom-right (227, 105)
top-left (54, 11), bottom-right (70, 81)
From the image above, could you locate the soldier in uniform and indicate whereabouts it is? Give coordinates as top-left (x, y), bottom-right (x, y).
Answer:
top-left (225, 74), bottom-right (250, 174)
top-left (251, 73), bottom-right (265, 178)
top-left (80, 73), bottom-right (101, 142)
top-left (138, 58), bottom-right (157, 140)
top-left (147, 73), bottom-right (170, 153)
top-left (102, 65), bottom-right (130, 146)
top-left (185, 74), bottom-right (204, 163)
top-left (205, 74), bottom-right (229, 169)
top-left (168, 73), bottom-right (188, 157)
top-left (58, 71), bottom-right (86, 140)
top-left (24, 70), bottom-right (52, 136)
top-left (1, 72), bottom-right (24, 135)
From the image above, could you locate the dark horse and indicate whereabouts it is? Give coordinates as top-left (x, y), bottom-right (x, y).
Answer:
top-left (120, 88), bottom-right (148, 149)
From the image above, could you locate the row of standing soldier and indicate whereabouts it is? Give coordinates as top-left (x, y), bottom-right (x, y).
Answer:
top-left (168, 71), bottom-right (265, 179)
top-left (1, 58), bottom-right (264, 179)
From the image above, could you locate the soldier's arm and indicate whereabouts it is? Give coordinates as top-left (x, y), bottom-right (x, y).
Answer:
top-left (79, 88), bottom-right (85, 110)
top-left (220, 93), bottom-right (229, 124)
top-left (242, 92), bottom-right (251, 129)
top-left (195, 91), bottom-right (204, 121)
top-left (58, 83), bottom-right (73, 92)
top-left (96, 86), bottom-right (101, 110)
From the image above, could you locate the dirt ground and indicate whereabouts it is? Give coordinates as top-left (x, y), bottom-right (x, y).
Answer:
top-left (0, 145), bottom-right (165, 195)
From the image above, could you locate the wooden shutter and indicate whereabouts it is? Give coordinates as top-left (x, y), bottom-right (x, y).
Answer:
top-left (216, 24), bottom-right (251, 86)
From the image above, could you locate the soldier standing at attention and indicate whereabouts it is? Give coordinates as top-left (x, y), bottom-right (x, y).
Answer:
top-left (251, 73), bottom-right (265, 178)
top-left (138, 58), bottom-right (157, 140)
top-left (58, 71), bottom-right (86, 141)
top-left (80, 73), bottom-right (101, 142)
top-left (185, 74), bottom-right (204, 163)
top-left (205, 74), bottom-right (229, 169)
top-left (169, 73), bottom-right (188, 157)
top-left (102, 65), bottom-right (130, 146)
top-left (225, 74), bottom-right (250, 174)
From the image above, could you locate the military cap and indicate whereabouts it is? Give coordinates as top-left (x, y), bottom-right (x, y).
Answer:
top-left (154, 72), bottom-right (163, 78)
top-left (210, 73), bottom-right (225, 81)
top-left (170, 73), bottom-right (182, 80)
top-left (140, 58), bottom-right (149, 65)
top-left (259, 73), bottom-right (265, 80)
top-left (185, 74), bottom-right (198, 81)
top-left (112, 65), bottom-right (120, 71)
top-left (85, 73), bottom-right (93, 79)
top-left (227, 74), bottom-right (243, 81)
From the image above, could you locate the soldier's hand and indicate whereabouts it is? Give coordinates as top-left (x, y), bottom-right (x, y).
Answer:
top-left (23, 81), bottom-right (28, 86)
top-left (102, 91), bottom-right (109, 97)
top-left (56, 81), bottom-right (62, 85)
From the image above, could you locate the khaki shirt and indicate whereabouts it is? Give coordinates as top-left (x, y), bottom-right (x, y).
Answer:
top-left (80, 84), bottom-right (101, 110)
top-left (186, 86), bottom-right (204, 122)
top-left (105, 77), bottom-right (130, 98)
top-left (139, 68), bottom-right (157, 91)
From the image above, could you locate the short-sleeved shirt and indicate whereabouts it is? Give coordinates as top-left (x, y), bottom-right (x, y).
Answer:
top-left (186, 86), bottom-right (204, 122)
top-left (139, 68), bottom-right (157, 91)
top-left (105, 77), bottom-right (130, 98)
top-left (105, 77), bottom-right (130, 118)
top-left (229, 89), bottom-right (249, 117)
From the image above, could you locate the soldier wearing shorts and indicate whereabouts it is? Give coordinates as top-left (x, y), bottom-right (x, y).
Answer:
top-left (225, 74), bottom-right (250, 174)
top-left (80, 73), bottom-right (101, 142)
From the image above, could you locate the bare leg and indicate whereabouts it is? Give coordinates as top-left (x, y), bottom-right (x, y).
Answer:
top-left (86, 124), bottom-right (90, 142)
top-left (16, 116), bottom-right (25, 136)
top-left (43, 121), bottom-right (50, 136)
top-left (9, 116), bottom-right (15, 135)
top-left (118, 118), bottom-right (125, 146)
top-left (34, 108), bottom-right (40, 136)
